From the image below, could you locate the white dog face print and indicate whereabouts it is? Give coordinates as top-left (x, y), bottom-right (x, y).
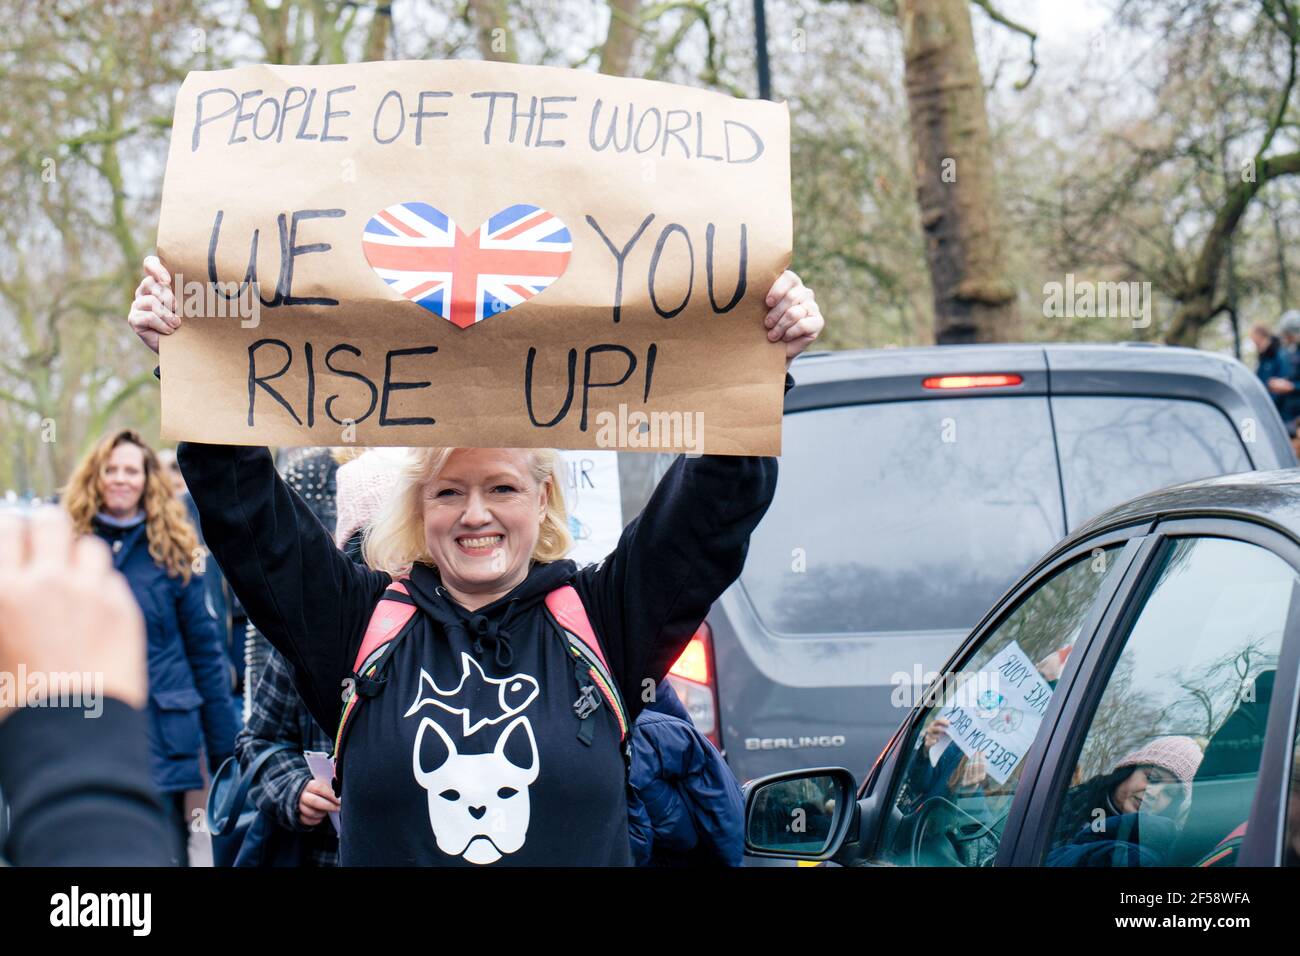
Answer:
top-left (407, 653), bottom-right (541, 865)
top-left (411, 714), bottom-right (540, 864)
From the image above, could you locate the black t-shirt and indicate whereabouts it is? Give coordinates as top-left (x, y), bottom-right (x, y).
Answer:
top-left (342, 561), bottom-right (631, 865)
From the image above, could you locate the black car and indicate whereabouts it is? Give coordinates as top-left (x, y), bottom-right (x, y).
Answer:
top-left (744, 467), bottom-right (1300, 867)
top-left (625, 343), bottom-right (1296, 784)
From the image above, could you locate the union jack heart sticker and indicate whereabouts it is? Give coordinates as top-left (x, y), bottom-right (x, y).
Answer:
top-left (361, 201), bottom-right (573, 329)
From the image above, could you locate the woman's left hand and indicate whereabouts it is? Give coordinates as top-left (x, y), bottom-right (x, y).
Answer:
top-left (764, 270), bottom-right (825, 369)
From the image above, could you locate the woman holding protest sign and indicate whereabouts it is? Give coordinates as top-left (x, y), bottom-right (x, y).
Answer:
top-left (127, 254), bottom-right (821, 866)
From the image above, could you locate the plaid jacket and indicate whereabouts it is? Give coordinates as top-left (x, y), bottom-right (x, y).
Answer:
top-left (234, 644), bottom-right (339, 867)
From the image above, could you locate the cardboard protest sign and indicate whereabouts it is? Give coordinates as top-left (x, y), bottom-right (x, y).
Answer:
top-left (155, 60), bottom-right (791, 455)
top-left (934, 642), bottom-right (1054, 785)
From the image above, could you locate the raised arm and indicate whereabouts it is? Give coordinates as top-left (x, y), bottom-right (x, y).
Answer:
top-left (570, 266), bottom-right (820, 720)
top-left (129, 254), bottom-right (389, 732)
top-left (573, 432), bottom-right (779, 721)
top-left (178, 441), bottom-right (389, 735)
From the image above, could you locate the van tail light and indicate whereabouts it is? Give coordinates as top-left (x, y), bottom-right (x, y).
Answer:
top-left (922, 373), bottom-right (1023, 390)
top-left (666, 622), bottom-right (722, 750)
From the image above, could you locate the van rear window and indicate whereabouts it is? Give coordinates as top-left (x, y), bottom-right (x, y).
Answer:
top-left (740, 397), bottom-right (1063, 635)
top-left (1052, 397), bottom-right (1251, 528)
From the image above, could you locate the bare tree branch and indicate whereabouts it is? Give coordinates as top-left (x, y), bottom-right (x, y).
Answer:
top-left (970, 0), bottom-right (1038, 89)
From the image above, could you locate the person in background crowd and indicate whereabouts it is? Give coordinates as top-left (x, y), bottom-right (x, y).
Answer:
top-left (0, 507), bottom-right (174, 866)
top-left (159, 446), bottom-right (238, 702)
top-left (627, 679), bottom-right (745, 866)
top-left (1252, 321), bottom-right (1294, 418)
top-left (242, 448), bottom-right (341, 710)
top-left (334, 447), bottom-right (409, 560)
top-left (62, 428), bottom-right (239, 865)
top-left (1266, 310), bottom-right (1300, 444)
top-left (235, 646), bottom-right (340, 866)
top-left (156, 447), bottom-right (187, 498)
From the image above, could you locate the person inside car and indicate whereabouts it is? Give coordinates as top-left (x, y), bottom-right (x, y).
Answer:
top-left (904, 643), bottom-right (1073, 810)
top-left (1045, 736), bottom-right (1203, 867)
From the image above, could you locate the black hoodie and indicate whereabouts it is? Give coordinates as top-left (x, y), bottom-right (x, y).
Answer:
top-left (177, 407), bottom-right (782, 865)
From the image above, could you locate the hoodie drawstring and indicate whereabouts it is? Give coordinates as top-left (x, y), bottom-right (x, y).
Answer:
top-left (465, 611), bottom-right (515, 668)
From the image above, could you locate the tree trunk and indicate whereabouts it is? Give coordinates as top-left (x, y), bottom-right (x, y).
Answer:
top-left (900, 0), bottom-right (1019, 344)
top-left (600, 0), bottom-right (640, 76)
top-left (363, 2), bottom-right (391, 62)
top-left (468, 0), bottom-right (518, 62)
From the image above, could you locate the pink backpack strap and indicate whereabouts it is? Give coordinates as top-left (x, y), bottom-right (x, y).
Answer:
top-left (352, 580), bottom-right (417, 674)
top-left (545, 584), bottom-right (610, 671)
top-left (334, 579), bottom-right (418, 766)
top-left (546, 584), bottom-right (628, 742)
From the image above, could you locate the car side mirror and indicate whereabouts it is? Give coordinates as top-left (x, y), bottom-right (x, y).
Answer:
top-left (743, 767), bottom-right (857, 861)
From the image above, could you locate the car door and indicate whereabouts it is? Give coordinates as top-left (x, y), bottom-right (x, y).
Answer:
top-left (1010, 517), bottom-right (1300, 867)
top-left (857, 524), bottom-right (1150, 866)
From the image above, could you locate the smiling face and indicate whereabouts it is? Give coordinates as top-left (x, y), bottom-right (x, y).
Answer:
top-left (97, 442), bottom-right (147, 520)
top-left (421, 448), bottom-right (549, 608)
top-left (1112, 765), bottom-right (1176, 815)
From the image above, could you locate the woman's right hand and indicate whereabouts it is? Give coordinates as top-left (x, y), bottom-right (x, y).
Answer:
top-left (127, 255), bottom-right (180, 354)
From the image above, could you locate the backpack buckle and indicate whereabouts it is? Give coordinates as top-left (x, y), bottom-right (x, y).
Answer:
top-left (573, 684), bottom-right (602, 719)
top-left (353, 673), bottom-right (387, 698)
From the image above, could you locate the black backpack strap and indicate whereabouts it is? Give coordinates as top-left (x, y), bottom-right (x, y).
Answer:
top-left (209, 742), bottom-right (297, 836)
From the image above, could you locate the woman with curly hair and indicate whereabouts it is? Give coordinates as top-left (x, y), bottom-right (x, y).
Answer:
top-left (64, 428), bottom-right (240, 863)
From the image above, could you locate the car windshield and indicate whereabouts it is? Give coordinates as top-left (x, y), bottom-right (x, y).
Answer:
top-left (739, 397), bottom-right (1063, 634)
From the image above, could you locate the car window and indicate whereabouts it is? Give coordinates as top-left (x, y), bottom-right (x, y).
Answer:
top-left (1042, 536), bottom-right (1293, 868)
top-left (1052, 397), bottom-right (1251, 529)
top-left (1288, 733), bottom-right (1300, 867)
top-left (740, 397), bottom-right (1063, 635)
top-left (874, 546), bottom-right (1122, 866)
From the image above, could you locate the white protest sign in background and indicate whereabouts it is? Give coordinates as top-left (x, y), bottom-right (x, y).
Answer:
top-left (936, 641), bottom-right (1055, 785)
top-left (558, 450), bottom-right (622, 566)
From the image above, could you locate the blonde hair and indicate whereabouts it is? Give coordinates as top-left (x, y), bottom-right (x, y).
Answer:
top-left (364, 447), bottom-right (571, 577)
top-left (63, 428), bottom-right (200, 582)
